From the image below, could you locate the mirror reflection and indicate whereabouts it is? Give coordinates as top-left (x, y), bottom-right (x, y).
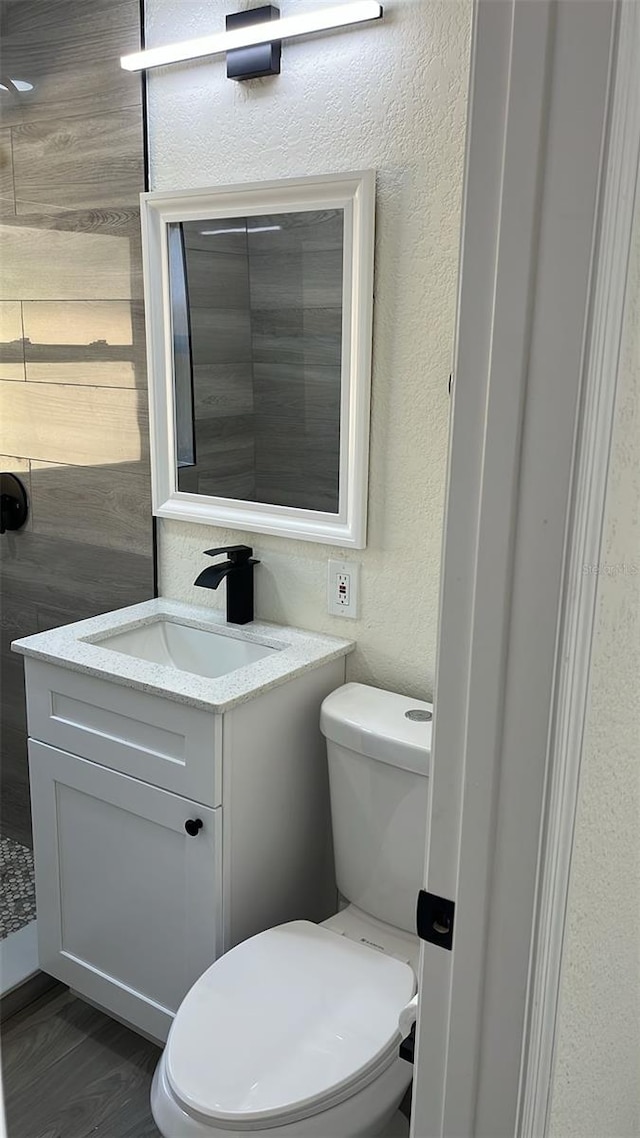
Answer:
top-left (169, 210), bottom-right (344, 514)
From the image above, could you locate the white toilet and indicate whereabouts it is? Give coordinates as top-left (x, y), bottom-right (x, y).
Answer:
top-left (151, 682), bottom-right (432, 1138)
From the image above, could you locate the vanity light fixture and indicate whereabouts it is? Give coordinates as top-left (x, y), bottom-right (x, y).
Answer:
top-left (120, 2), bottom-right (383, 80)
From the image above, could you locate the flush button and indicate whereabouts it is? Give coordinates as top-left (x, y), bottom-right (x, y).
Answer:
top-left (405, 709), bottom-right (432, 722)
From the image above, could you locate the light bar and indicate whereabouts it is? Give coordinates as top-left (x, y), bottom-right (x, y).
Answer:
top-left (120, 2), bottom-right (383, 72)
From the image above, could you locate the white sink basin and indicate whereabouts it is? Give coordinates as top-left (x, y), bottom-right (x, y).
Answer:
top-left (94, 618), bottom-right (279, 680)
top-left (12, 599), bottom-right (354, 713)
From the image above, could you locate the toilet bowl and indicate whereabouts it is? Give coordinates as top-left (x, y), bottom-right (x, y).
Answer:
top-left (151, 915), bottom-right (418, 1138)
top-left (151, 684), bottom-right (432, 1138)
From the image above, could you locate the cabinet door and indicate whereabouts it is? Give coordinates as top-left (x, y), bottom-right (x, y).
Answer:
top-left (29, 740), bottom-right (222, 1042)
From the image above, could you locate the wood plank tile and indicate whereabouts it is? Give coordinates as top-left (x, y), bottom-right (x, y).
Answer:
top-left (0, 584), bottom-right (104, 861)
top-left (0, 588), bottom-right (39, 659)
top-left (189, 450), bottom-right (255, 492)
top-left (0, 532), bottom-right (153, 615)
top-left (256, 485), bottom-right (339, 512)
top-left (194, 412), bottom-right (255, 445)
top-left (30, 461), bottom-right (152, 556)
top-left (255, 421), bottom-right (340, 471)
top-left (90, 1097), bottom-right (162, 1138)
top-left (22, 301), bottom-right (146, 388)
top-left (256, 434), bottom-right (340, 473)
top-left (1, 992), bottom-right (104, 1094)
top-left (0, 725), bottom-right (31, 849)
top-left (193, 363), bottom-right (255, 417)
top-left (0, 302), bottom-right (25, 380)
top-left (12, 108), bottom-right (144, 214)
top-left (196, 471), bottom-right (256, 500)
top-left (185, 248), bottom-right (250, 311)
top-left (246, 210), bottom-right (343, 254)
top-left (0, 454), bottom-right (29, 475)
top-left (0, 381), bottom-right (149, 467)
top-left (178, 428), bottom-right (255, 494)
top-left (0, 129), bottom-right (15, 217)
top-left (0, 975), bottom-right (61, 1026)
top-left (0, 652), bottom-right (27, 734)
top-left (255, 482), bottom-right (339, 513)
top-left (2, 991), bottom-right (161, 1138)
top-left (0, 581), bottom-right (130, 661)
top-left (253, 362), bottom-right (341, 425)
top-left (26, 360), bottom-right (140, 388)
top-left (35, 601), bottom-right (104, 634)
top-left (251, 308), bottom-right (343, 366)
top-left (0, 221), bottom-right (141, 301)
top-left (0, 0), bottom-right (143, 128)
top-left (255, 432), bottom-right (340, 513)
top-left (190, 307), bottom-right (253, 366)
top-left (1, 201), bottom-right (142, 240)
top-left (249, 249), bottom-right (343, 310)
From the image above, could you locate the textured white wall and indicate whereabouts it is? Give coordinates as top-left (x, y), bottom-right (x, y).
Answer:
top-left (549, 209), bottom-right (640, 1135)
top-left (145, 0), bottom-right (471, 698)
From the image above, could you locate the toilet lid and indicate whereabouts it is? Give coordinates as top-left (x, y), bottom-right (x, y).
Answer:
top-left (165, 921), bottom-right (416, 1127)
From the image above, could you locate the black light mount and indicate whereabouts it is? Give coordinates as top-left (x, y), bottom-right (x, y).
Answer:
top-left (226, 6), bottom-right (281, 81)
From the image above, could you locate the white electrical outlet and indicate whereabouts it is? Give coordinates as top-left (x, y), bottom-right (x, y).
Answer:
top-left (327, 560), bottom-right (360, 618)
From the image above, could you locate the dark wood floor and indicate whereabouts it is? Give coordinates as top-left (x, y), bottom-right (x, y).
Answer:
top-left (1, 988), bottom-right (161, 1138)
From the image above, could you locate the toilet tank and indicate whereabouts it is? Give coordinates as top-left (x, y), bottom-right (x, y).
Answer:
top-left (320, 683), bottom-right (432, 935)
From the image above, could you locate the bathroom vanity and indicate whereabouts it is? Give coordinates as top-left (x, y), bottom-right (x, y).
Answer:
top-left (12, 600), bottom-right (353, 1042)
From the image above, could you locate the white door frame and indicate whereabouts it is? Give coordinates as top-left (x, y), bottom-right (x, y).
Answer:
top-left (412, 2), bottom-right (639, 1136)
top-left (519, 4), bottom-right (640, 1132)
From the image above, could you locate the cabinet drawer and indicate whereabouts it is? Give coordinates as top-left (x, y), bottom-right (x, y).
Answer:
top-left (29, 740), bottom-right (223, 1042)
top-left (25, 659), bottom-right (221, 806)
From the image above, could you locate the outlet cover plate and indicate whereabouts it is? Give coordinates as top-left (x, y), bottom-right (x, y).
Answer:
top-left (327, 560), bottom-right (360, 618)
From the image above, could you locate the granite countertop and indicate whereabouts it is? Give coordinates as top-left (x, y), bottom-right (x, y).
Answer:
top-left (11, 598), bottom-right (355, 713)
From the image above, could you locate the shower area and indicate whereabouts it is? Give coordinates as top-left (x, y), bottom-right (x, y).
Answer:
top-left (0, 0), bottom-right (153, 998)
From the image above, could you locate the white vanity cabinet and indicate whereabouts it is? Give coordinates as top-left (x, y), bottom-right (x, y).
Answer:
top-left (29, 741), bottom-right (221, 1042)
top-left (24, 651), bottom-right (346, 1043)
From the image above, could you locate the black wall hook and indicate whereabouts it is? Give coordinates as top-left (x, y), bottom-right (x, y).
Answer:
top-left (0, 473), bottom-right (29, 534)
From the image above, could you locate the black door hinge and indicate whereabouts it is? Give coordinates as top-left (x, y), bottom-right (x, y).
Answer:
top-left (417, 889), bottom-right (455, 951)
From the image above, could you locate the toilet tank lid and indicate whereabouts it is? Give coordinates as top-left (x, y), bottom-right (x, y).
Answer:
top-left (320, 683), bottom-right (432, 775)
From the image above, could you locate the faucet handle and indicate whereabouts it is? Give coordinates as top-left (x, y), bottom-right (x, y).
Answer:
top-left (203, 545), bottom-right (256, 565)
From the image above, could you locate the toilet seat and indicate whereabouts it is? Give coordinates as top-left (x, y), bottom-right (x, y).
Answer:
top-left (165, 921), bottom-right (416, 1130)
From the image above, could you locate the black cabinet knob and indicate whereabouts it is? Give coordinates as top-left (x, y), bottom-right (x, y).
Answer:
top-left (184, 818), bottom-right (203, 837)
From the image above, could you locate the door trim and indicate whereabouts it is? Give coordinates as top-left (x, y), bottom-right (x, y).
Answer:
top-left (519, 5), bottom-right (640, 1133)
top-left (412, 0), bottom-right (626, 1134)
top-left (412, 1), bottom-right (556, 1130)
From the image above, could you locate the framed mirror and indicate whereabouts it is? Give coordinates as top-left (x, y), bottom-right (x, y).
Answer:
top-left (141, 171), bottom-right (375, 547)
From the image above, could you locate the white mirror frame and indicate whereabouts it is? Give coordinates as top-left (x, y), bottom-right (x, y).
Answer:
top-left (141, 170), bottom-right (375, 548)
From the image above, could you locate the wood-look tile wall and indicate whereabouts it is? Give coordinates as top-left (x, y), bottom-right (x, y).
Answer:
top-left (179, 212), bottom-right (343, 513)
top-left (178, 224), bottom-right (255, 501)
top-left (0, 0), bottom-right (153, 848)
top-left (249, 211), bottom-right (343, 513)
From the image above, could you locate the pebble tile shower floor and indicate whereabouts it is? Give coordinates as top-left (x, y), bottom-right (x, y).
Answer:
top-left (0, 836), bottom-right (37, 939)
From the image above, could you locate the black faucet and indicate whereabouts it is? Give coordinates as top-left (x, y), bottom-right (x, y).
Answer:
top-left (194, 545), bottom-right (260, 625)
